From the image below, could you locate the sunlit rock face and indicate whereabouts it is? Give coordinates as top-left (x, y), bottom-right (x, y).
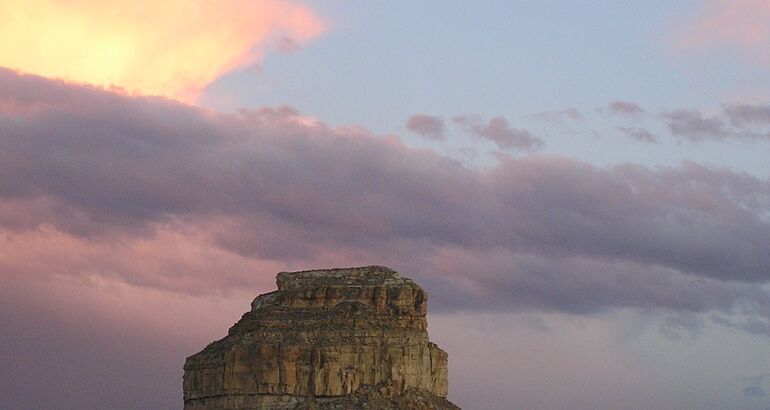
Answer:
top-left (183, 266), bottom-right (459, 409)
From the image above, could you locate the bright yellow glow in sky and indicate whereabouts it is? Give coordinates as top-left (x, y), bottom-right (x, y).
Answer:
top-left (0, 0), bottom-right (324, 102)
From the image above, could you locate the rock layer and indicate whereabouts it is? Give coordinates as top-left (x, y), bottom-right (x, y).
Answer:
top-left (183, 266), bottom-right (458, 409)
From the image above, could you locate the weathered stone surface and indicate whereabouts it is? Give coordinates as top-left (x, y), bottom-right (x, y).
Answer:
top-left (183, 266), bottom-right (458, 409)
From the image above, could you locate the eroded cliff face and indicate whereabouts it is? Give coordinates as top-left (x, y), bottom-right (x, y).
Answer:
top-left (183, 266), bottom-right (458, 410)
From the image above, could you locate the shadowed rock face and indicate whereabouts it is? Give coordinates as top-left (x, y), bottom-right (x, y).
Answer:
top-left (183, 266), bottom-right (459, 409)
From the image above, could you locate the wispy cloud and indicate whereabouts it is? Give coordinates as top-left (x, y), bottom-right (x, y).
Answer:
top-left (742, 385), bottom-right (767, 398)
top-left (661, 105), bottom-right (770, 141)
top-left (454, 115), bottom-right (543, 150)
top-left (617, 126), bottom-right (658, 143)
top-left (406, 114), bottom-right (446, 140)
top-left (661, 109), bottom-right (733, 141)
top-left (608, 100), bottom-right (645, 116)
top-left (724, 103), bottom-right (770, 126)
top-left (532, 108), bottom-right (583, 125)
top-left (274, 36), bottom-right (303, 53)
top-left (672, 0), bottom-right (770, 66)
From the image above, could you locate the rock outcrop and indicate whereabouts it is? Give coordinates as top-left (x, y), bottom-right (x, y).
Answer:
top-left (183, 266), bottom-right (459, 409)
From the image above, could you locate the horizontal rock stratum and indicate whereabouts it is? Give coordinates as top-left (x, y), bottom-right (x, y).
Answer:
top-left (183, 266), bottom-right (460, 409)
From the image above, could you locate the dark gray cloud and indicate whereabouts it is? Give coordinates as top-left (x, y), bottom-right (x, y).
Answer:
top-left (2, 67), bottom-right (770, 321)
top-left (617, 126), bottom-right (658, 143)
top-left (406, 113), bottom-right (445, 140)
top-left (609, 100), bottom-right (645, 116)
top-left (454, 114), bottom-right (543, 150)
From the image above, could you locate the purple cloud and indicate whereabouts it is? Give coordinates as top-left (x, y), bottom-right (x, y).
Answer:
top-left (1, 67), bottom-right (770, 320)
top-left (617, 126), bottom-right (658, 143)
top-left (454, 115), bottom-right (543, 150)
top-left (661, 106), bottom-right (770, 141)
top-left (661, 109), bottom-right (733, 141)
top-left (406, 113), bottom-right (445, 140)
top-left (609, 100), bottom-right (645, 116)
top-left (723, 103), bottom-right (770, 126)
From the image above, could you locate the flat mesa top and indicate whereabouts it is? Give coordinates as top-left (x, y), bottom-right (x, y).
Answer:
top-left (276, 265), bottom-right (412, 290)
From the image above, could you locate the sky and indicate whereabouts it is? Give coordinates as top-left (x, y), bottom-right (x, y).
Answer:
top-left (1, 1), bottom-right (770, 409)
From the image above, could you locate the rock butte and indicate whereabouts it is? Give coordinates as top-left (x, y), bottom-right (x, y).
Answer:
top-left (183, 266), bottom-right (460, 409)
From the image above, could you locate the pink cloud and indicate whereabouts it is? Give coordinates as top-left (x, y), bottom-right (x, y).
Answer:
top-left (672, 0), bottom-right (770, 65)
top-left (0, 0), bottom-right (326, 102)
top-left (608, 100), bottom-right (645, 116)
top-left (406, 113), bottom-right (446, 140)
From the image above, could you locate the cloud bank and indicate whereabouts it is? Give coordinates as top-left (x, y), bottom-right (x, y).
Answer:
top-left (2, 68), bottom-right (769, 323)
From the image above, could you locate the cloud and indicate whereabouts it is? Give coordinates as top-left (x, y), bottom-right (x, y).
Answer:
top-left (673, 0), bottom-right (770, 66)
top-left (0, 0), bottom-right (325, 102)
top-left (710, 313), bottom-right (770, 337)
top-left (422, 247), bottom-right (770, 317)
top-left (2, 68), bottom-right (770, 325)
top-left (274, 36), bottom-right (302, 53)
top-left (661, 109), bottom-right (732, 141)
top-left (532, 108), bottom-right (583, 124)
top-left (454, 115), bottom-right (543, 150)
top-left (617, 127), bottom-right (658, 143)
top-left (657, 312), bottom-right (703, 341)
top-left (406, 114), bottom-right (446, 140)
top-left (608, 100), bottom-right (645, 116)
top-left (743, 385), bottom-right (767, 398)
top-left (724, 103), bottom-right (770, 126)
top-left (0, 273), bottom-right (252, 409)
top-left (662, 106), bottom-right (770, 141)
top-left (3, 71), bottom-right (770, 410)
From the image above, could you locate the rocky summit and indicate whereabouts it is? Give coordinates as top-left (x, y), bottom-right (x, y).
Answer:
top-left (183, 266), bottom-right (460, 409)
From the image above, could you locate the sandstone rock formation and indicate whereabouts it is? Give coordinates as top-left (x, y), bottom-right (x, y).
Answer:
top-left (183, 266), bottom-right (459, 409)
